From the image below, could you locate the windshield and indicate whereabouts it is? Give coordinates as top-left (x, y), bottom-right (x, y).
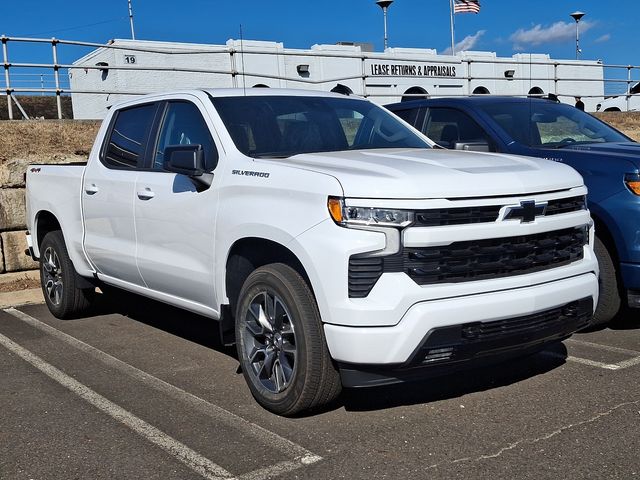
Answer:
top-left (479, 101), bottom-right (630, 148)
top-left (211, 95), bottom-right (430, 158)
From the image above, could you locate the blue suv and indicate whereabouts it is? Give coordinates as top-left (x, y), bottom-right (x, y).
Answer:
top-left (386, 97), bottom-right (640, 325)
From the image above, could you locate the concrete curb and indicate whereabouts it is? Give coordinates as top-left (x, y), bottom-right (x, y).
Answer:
top-left (0, 288), bottom-right (43, 309)
top-left (0, 269), bottom-right (39, 287)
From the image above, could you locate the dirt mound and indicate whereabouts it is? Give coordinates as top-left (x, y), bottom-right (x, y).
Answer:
top-left (0, 120), bottom-right (100, 162)
top-left (595, 111), bottom-right (640, 141)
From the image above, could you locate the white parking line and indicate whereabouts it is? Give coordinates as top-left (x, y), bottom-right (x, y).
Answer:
top-left (3, 307), bottom-right (322, 479)
top-left (543, 338), bottom-right (640, 371)
top-left (615, 355), bottom-right (640, 369)
top-left (542, 351), bottom-right (622, 370)
top-left (0, 332), bottom-right (233, 480)
top-left (566, 338), bottom-right (640, 356)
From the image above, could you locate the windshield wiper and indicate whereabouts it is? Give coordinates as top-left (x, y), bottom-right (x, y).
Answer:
top-left (252, 152), bottom-right (294, 159)
top-left (553, 141), bottom-right (599, 149)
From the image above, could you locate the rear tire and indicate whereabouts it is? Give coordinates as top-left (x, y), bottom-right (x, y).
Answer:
top-left (592, 236), bottom-right (622, 326)
top-left (40, 231), bottom-right (95, 319)
top-left (235, 263), bottom-right (341, 416)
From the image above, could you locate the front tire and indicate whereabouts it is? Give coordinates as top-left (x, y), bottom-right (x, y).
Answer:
top-left (235, 263), bottom-right (341, 416)
top-left (40, 231), bottom-right (95, 319)
top-left (592, 236), bottom-right (622, 325)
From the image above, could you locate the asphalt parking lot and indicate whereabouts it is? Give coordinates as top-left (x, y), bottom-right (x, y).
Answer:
top-left (1, 295), bottom-right (639, 480)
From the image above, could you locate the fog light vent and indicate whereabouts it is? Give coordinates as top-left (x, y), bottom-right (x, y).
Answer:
top-left (423, 347), bottom-right (454, 364)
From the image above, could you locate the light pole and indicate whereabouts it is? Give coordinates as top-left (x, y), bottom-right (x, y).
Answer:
top-left (570, 11), bottom-right (585, 60)
top-left (128, 0), bottom-right (136, 40)
top-left (376, 0), bottom-right (393, 50)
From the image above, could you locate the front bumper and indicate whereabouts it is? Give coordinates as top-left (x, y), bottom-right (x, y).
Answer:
top-left (324, 272), bottom-right (597, 370)
top-left (338, 296), bottom-right (592, 388)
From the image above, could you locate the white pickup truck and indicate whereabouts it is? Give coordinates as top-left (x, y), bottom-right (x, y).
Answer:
top-left (596, 82), bottom-right (640, 112)
top-left (26, 89), bottom-right (598, 415)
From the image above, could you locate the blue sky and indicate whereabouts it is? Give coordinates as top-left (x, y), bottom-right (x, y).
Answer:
top-left (1, 1), bottom-right (636, 86)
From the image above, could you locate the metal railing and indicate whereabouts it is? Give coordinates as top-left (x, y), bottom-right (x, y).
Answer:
top-left (2, 34), bottom-right (639, 119)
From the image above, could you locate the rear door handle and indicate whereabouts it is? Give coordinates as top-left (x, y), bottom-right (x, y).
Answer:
top-left (85, 184), bottom-right (99, 195)
top-left (137, 188), bottom-right (155, 200)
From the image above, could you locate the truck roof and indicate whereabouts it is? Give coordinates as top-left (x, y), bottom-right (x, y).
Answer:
top-left (109, 88), bottom-right (356, 111)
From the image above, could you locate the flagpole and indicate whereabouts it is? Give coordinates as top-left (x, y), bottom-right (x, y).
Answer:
top-left (449, 0), bottom-right (455, 55)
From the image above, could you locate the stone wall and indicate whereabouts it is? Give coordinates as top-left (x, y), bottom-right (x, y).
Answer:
top-left (0, 159), bottom-right (55, 273)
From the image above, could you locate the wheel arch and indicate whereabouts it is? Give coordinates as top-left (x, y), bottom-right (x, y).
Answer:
top-left (224, 237), bottom-right (313, 315)
top-left (34, 210), bottom-right (62, 253)
top-left (590, 210), bottom-right (622, 265)
top-left (32, 209), bottom-right (95, 279)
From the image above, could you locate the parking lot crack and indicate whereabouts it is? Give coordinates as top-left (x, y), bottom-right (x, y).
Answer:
top-left (428, 399), bottom-right (640, 470)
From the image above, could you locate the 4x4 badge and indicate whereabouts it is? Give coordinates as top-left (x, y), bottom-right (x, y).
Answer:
top-left (504, 200), bottom-right (547, 223)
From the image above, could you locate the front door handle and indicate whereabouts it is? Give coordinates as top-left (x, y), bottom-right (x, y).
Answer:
top-left (137, 188), bottom-right (155, 200)
top-left (85, 184), bottom-right (99, 195)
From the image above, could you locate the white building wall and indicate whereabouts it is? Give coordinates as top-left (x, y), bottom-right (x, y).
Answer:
top-left (69, 39), bottom-right (605, 119)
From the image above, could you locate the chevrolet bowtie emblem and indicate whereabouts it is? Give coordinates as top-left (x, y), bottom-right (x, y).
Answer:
top-left (504, 200), bottom-right (547, 223)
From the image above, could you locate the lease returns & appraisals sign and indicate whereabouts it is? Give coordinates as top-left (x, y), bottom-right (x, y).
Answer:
top-left (368, 62), bottom-right (457, 78)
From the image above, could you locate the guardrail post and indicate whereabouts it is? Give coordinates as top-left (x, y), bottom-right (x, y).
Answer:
top-left (361, 56), bottom-right (367, 98)
top-left (51, 38), bottom-right (62, 119)
top-left (2, 35), bottom-right (14, 120)
top-left (553, 62), bottom-right (559, 97)
top-left (627, 65), bottom-right (632, 112)
top-left (466, 59), bottom-right (472, 95)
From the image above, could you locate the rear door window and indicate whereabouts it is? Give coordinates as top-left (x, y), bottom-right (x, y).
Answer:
top-left (103, 103), bottom-right (157, 169)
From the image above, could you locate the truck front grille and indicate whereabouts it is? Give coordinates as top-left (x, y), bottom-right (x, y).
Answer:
top-left (404, 226), bottom-right (586, 285)
top-left (348, 226), bottom-right (587, 297)
top-left (545, 196), bottom-right (586, 216)
top-left (414, 205), bottom-right (501, 226)
top-left (412, 195), bottom-right (585, 227)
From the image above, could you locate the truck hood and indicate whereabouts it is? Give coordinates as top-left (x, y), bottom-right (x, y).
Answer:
top-left (270, 148), bottom-right (583, 199)
top-left (559, 142), bottom-right (640, 169)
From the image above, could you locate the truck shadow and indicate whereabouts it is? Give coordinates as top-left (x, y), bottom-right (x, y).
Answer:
top-left (577, 307), bottom-right (639, 333)
top-left (91, 289), bottom-right (573, 414)
top-left (605, 307), bottom-right (639, 331)
top-left (339, 343), bottom-right (568, 413)
top-left (92, 289), bottom-right (237, 357)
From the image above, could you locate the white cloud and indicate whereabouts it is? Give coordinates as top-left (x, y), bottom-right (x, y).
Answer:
top-left (510, 21), bottom-right (593, 50)
top-left (595, 33), bottom-right (611, 43)
top-left (442, 30), bottom-right (486, 55)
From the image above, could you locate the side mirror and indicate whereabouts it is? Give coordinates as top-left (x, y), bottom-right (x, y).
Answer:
top-left (163, 145), bottom-right (205, 177)
top-left (453, 141), bottom-right (490, 152)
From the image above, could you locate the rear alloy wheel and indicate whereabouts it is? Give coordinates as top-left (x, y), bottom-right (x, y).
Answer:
top-left (592, 236), bottom-right (622, 326)
top-left (236, 263), bottom-right (341, 416)
top-left (40, 231), bottom-right (95, 319)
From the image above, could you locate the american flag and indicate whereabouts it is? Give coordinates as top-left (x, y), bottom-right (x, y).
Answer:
top-left (454, 0), bottom-right (481, 14)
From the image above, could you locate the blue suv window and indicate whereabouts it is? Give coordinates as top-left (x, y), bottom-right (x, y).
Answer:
top-left (424, 107), bottom-right (492, 149)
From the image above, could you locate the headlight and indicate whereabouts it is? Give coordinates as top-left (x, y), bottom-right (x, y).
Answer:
top-left (328, 197), bottom-right (413, 228)
top-left (625, 173), bottom-right (640, 195)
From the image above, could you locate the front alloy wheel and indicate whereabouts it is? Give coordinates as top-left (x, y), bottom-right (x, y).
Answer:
top-left (235, 263), bottom-right (341, 416)
top-left (242, 291), bottom-right (297, 394)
